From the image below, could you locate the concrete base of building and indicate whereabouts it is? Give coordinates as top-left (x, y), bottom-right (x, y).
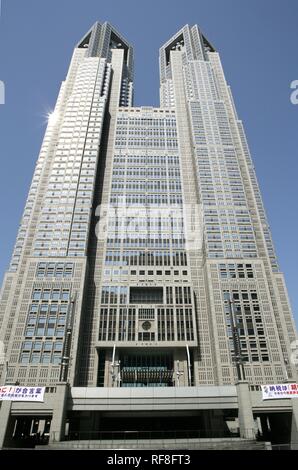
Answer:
top-left (37, 438), bottom-right (271, 451)
top-left (0, 384), bottom-right (296, 450)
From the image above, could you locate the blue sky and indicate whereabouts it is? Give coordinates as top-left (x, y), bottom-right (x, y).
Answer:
top-left (0, 0), bottom-right (297, 325)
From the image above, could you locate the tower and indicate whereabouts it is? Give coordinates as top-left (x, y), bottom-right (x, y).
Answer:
top-left (0, 22), bottom-right (297, 449)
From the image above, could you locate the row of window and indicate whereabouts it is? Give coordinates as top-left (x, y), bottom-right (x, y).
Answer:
top-left (28, 303), bottom-right (68, 315)
top-left (116, 118), bottom-right (176, 127)
top-left (115, 138), bottom-right (178, 149)
top-left (36, 262), bottom-right (74, 279)
top-left (110, 195), bottom-right (183, 205)
top-left (112, 168), bottom-right (180, 177)
top-left (32, 288), bottom-right (70, 302)
top-left (111, 182), bottom-right (182, 191)
top-left (116, 128), bottom-right (177, 137)
top-left (113, 155), bottom-right (180, 165)
top-left (100, 286), bottom-right (192, 306)
top-left (25, 316), bottom-right (65, 338)
top-left (22, 340), bottom-right (63, 353)
top-left (105, 250), bottom-right (188, 266)
top-left (106, 238), bottom-right (185, 249)
top-left (219, 263), bottom-right (254, 279)
top-left (98, 306), bottom-right (194, 342)
top-left (20, 350), bottom-right (62, 365)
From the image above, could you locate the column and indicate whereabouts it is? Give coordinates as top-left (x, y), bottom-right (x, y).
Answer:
top-left (236, 381), bottom-right (255, 439)
top-left (0, 401), bottom-right (12, 448)
top-left (49, 382), bottom-right (69, 443)
top-left (291, 398), bottom-right (298, 450)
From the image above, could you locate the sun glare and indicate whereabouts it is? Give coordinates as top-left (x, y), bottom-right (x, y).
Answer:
top-left (48, 111), bottom-right (59, 125)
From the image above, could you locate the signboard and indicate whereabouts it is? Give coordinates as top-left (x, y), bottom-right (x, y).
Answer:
top-left (261, 383), bottom-right (298, 400)
top-left (0, 386), bottom-right (45, 402)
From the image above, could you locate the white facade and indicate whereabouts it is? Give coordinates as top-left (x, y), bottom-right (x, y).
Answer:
top-left (0, 22), bottom-right (296, 393)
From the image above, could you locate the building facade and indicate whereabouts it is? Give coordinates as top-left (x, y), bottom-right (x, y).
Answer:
top-left (0, 22), bottom-right (297, 448)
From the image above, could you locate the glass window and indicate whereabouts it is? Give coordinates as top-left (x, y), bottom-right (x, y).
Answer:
top-left (59, 305), bottom-right (68, 315)
top-left (20, 353), bottom-right (30, 364)
top-left (29, 304), bottom-right (38, 313)
top-left (54, 341), bottom-right (63, 351)
top-left (31, 353), bottom-right (40, 364)
top-left (44, 341), bottom-right (52, 351)
top-left (52, 354), bottom-right (61, 364)
top-left (51, 290), bottom-right (60, 301)
top-left (47, 264), bottom-right (55, 276)
top-left (61, 290), bottom-right (70, 301)
top-left (42, 289), bottom-right (51, 301)
top-left (32, 290), bottom-right (41, 301)
top-left (36, 324), bottom-right (45, 335)
top-left (46, 326), bottom-right (55, 336)
top-left (50, 304), bottom-right (58, 314)
top-left (41, 354), bottom-right (51, 364)
top-left (40, 305), bottom-right (48, 315)
top-left (25, 328), bottom-right (34, 337)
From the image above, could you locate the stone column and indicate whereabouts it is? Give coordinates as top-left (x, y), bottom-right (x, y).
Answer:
top-left (0, 401), bottom-right (12, 448)
top-left (49, 382), bottom-right (69, 443)
top-left (236, 381), bottom-right (255, 439)
top-left (291, 398), bottom-right (298, 450)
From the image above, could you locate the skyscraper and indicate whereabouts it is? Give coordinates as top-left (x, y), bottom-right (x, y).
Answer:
top-left (0, 22), bottom-right (297, 449)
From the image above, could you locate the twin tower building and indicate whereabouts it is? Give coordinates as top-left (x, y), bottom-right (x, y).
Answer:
top-left (0, 22), bottom-right (297, 448)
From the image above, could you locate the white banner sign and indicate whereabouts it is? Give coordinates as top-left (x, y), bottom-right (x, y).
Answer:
top-left (261, 383), bottom-right (298, 400)
top-left (0, 386), bottom-right (45, 402)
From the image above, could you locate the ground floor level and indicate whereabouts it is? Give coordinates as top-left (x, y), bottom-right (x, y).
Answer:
top-left (0, 383), bottom-right (297, 450)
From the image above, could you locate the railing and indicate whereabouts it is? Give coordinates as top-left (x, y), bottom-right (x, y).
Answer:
top-left (50, 428), bottom-right (258, 443)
